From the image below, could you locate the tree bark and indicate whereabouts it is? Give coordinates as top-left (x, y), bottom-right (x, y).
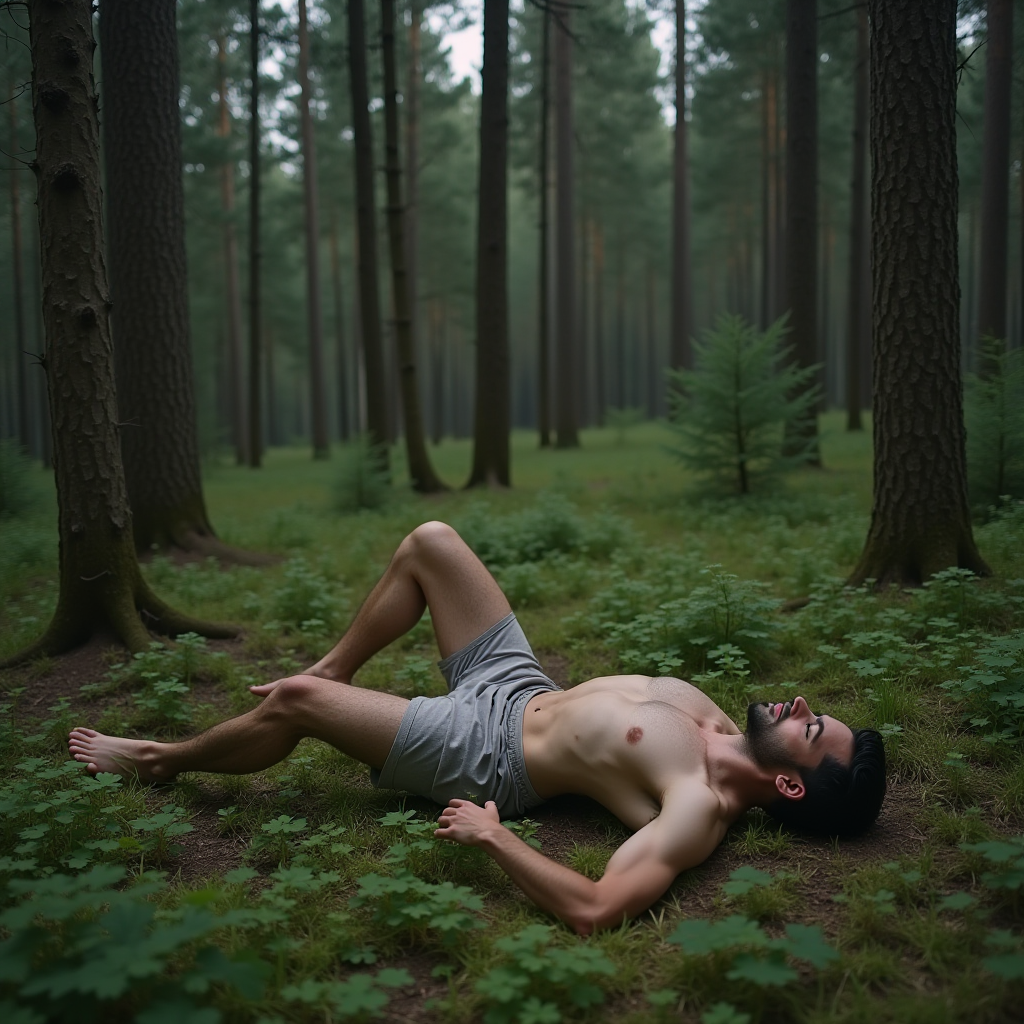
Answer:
top-left (216, 36), bottom-right (248, 466)
top-left (7, 0), bottom-right (238, 666)
top-left (100, 0), bottom-right (254, 561)
top-left (348, 0), bottom-right (389, 460)
top-left (670, 0), bottom-right (692, 369)
top-left (976, 0), bottom-right (1013, 365)
top-left (248, 0), bottom-right (263, 467)
top-left (298, 0), bottom-right (330, 458)
top-left (554, 7), bottom-right (578, 448)
top-left (537, 3), bottom-right (551, 446)
top-left (380, 0), bottom-right (444, 491)
top-left (845, 2), bottom-right (868, 431)
top-left (468, 0), bottom-right (511, 486)
top-left (782, 0), bottom-right (820, 463)
top-left (329, 207), bottom-right (350, 442)
top-left (406, 0), bottom-right (422, 419)
top-left (9, 76), bottom-right (30, 453)
top-left (849, 0), bottom-right (989, 588)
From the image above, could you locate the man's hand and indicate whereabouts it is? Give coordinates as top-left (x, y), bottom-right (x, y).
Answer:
top-left (435, 798), bottom-right (501, 846)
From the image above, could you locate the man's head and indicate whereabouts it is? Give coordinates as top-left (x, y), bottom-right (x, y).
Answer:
top-left (745, 697), bottom-right (886, 838)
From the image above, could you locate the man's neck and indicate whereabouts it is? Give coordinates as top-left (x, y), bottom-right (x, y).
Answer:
top-left (703, 730), bottom-right (782, 815)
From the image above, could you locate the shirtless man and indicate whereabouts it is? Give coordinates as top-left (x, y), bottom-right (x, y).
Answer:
top-left (68, 522), bottom-right (886, 936)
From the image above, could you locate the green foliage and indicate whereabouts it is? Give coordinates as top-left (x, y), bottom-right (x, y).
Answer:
top-left (0, 865), bottom-right (268, 1022)
top-left (281, 968), bottom-right (414, 1019)
top-left (269, 557), bottom-right (347, 632)
top-left (604, 565), bottom-right (779, 677)
top-left (474, 924), bottom-right (616, 1024)
top-left (0, 441), bottom-right (36, 518)
top-left (605, 406), bottom-right (645, 443)
top-left (667, 914), bottom-right (839, 989)
top-left (456, 492), bottom-right (631, 568)
top-left (965, 344), bottom-right (1024, 510)
top-left (333, 435), bottom-right (392, 513)
top-left (940, 631), bottom-right (1024, 743)
top-left (666, 315), bottom-right (821, 495)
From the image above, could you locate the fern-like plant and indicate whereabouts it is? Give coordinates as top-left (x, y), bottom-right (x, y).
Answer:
top-left (333, 433), bottom-right (391, 512)
top-left (666, 314), bottom-right (820, 494)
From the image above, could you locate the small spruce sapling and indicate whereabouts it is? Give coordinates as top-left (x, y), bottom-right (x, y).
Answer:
top-left (965, 340), bottom-right (1024, 511)
top-left (666, 314), bottom-right (820, 494)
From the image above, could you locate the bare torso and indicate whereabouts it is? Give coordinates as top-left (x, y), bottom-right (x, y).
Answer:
top-left (522, 675), bottom-right (743, 832)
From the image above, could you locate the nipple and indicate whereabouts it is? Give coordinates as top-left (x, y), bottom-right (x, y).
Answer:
top-left (626, 727), bottom-right (643, 745)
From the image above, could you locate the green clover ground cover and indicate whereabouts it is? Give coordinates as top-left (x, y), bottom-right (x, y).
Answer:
top-left (2, 420), bottom-right (1024, 1022)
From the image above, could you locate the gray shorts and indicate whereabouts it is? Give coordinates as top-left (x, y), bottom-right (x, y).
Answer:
top-left (370, 613), bottom-right (560, 819)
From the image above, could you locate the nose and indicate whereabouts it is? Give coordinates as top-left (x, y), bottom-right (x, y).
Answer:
top-left (790, 696), bottom-right (813, 719)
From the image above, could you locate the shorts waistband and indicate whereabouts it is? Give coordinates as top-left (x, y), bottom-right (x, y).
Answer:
top-left (505, 686), bottom-right (546, 813)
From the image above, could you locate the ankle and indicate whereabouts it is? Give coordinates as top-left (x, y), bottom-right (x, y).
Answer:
top-left (139, 741), bottom-right (176, 781)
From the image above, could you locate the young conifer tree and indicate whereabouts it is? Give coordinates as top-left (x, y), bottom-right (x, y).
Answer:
top-left (666, 314), bottom-right (819, 495)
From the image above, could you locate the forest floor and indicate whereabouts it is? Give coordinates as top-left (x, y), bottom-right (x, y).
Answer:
top-left (2, 414), bottom-right (1024, 1023)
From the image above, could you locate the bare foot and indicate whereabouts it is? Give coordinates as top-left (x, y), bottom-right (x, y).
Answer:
top-left (68, 728), bottom-right (171, 782)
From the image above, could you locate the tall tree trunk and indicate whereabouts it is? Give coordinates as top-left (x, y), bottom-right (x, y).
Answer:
top-left (348, 0), bottom-right (389, 459)
top-left (9, 77), bottom-right (30, 453)
top-left (537, 2), bottom-right (551, 446)
top-left (845, 1), bottom-right (868, 431)
top-left (579, 214), bottom-right (590, 426)
top-left (329, 206), bottom-right (350, 442)
top-left (101, 0), bottom-right (250, 559)
top-left (554, 8), bottom-right (578, 448)
top-left (381, 0), bottom-right (444, 491)
top-left (32, 209), bottom-right (51, 467)
top-left (850, 0), bottom-right (989, 587)
top-left (782, 0), bottom-right (820, 463)
top-left (593, 221), bottom-right (606, 426)
top-left (7, 0), bottom-right (237, 666)
top-left (468, 0), bottom-right (511, 486)
top-left (298, 0), bottom-right (330, 458)
top-left (216, 35), bottom-right (248, 466)
top-left (406, 0), bottom-right (422, 417)
top-left (976, 0), bottom-right (1013, 368)
top-left (248, 0), bottom-right (263, 467)
top-left (670, 0), bottom-right (693, 369)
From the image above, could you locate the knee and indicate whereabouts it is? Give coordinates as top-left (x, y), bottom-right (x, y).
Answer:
top-left (399, 521), bottom-right (462, 565)
top-left (260, 676), bottom-right (322, 725)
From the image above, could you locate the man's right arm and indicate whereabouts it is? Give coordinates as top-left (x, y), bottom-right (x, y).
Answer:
top-left (436, 786), bottom-right (726, 935)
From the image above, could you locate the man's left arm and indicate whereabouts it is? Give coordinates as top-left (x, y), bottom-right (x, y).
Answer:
top-left (435, 786), bottom-right (725, 935)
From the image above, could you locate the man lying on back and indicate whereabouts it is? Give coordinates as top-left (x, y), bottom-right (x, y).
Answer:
top-left (69, 522), bottom-right (886, 935)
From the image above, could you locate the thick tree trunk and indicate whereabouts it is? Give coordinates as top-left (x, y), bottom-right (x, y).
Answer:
top-left (216, 36), bottom-right (248, 466)
top-left (976, 0), bottom-right (1013, 365)
top-left (849, 0), bottom-right (989, 588)
top-left (554, 8), bottom-right (578, 448)
top-left (248, 0), bottom-right (263, 467)
top-left (537, 3), bottom-right (551, 447)
top-left (348, 0), bottom-right (389, 459)
top-left (845, 2), bottom-right (868, 431)
top-left (380, 0), bottom-right (444, 491)
top-left (8, 0), bottom-right (237, 666)
top-left (329, 207), bottom-right (350, 442)
top-left (31, 211), bottom-right (51, 467)
top-left (467, 0), bottom-right (510, 486)
top-left (298, 0), bottom-right (330, 458)
top-left (100, 0), bottom-right (253, 561)
top-left (9, 77), bottom-right (30, 453)
top-left (670, 0), bottom-right (692, 370)
top-left (782, 0), bottom-right (820, 463)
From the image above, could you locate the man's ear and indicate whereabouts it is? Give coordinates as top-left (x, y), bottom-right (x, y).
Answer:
top-left (775, 774), bottom-right (805, 802)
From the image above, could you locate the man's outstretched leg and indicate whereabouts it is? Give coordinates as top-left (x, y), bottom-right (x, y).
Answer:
top-left (68, 675), bottom-right (409, 781)
top-left (69, 521), bottom-right (512, 780)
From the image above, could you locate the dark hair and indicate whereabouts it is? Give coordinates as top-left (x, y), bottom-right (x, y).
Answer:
top-left (765, 728), bottom-right (886, 838)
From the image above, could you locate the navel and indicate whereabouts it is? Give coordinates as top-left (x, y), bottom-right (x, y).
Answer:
top-left (626, 726), bottom-right (643, 745)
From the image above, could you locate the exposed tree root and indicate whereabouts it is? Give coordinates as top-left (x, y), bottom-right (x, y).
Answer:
top-left (166, 529), bottom-right (278, 567)
top-left (0, 571), bottom-right (240, 670)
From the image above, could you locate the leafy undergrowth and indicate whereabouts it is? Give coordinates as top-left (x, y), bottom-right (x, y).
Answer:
top-left (2, 428), bottom-right (1024, 1022)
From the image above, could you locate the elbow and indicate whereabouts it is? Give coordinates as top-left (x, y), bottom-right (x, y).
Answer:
top-left (565, 898), bottom-right (628, 937)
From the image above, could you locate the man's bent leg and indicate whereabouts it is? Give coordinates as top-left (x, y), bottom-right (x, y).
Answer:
top-left (303, 521), bottom-right (512, 684)
top-left (69, 675), bottom-right (409, 782)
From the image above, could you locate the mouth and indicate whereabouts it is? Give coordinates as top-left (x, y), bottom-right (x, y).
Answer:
top-left (767, 701), bottom-right (792, 723)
